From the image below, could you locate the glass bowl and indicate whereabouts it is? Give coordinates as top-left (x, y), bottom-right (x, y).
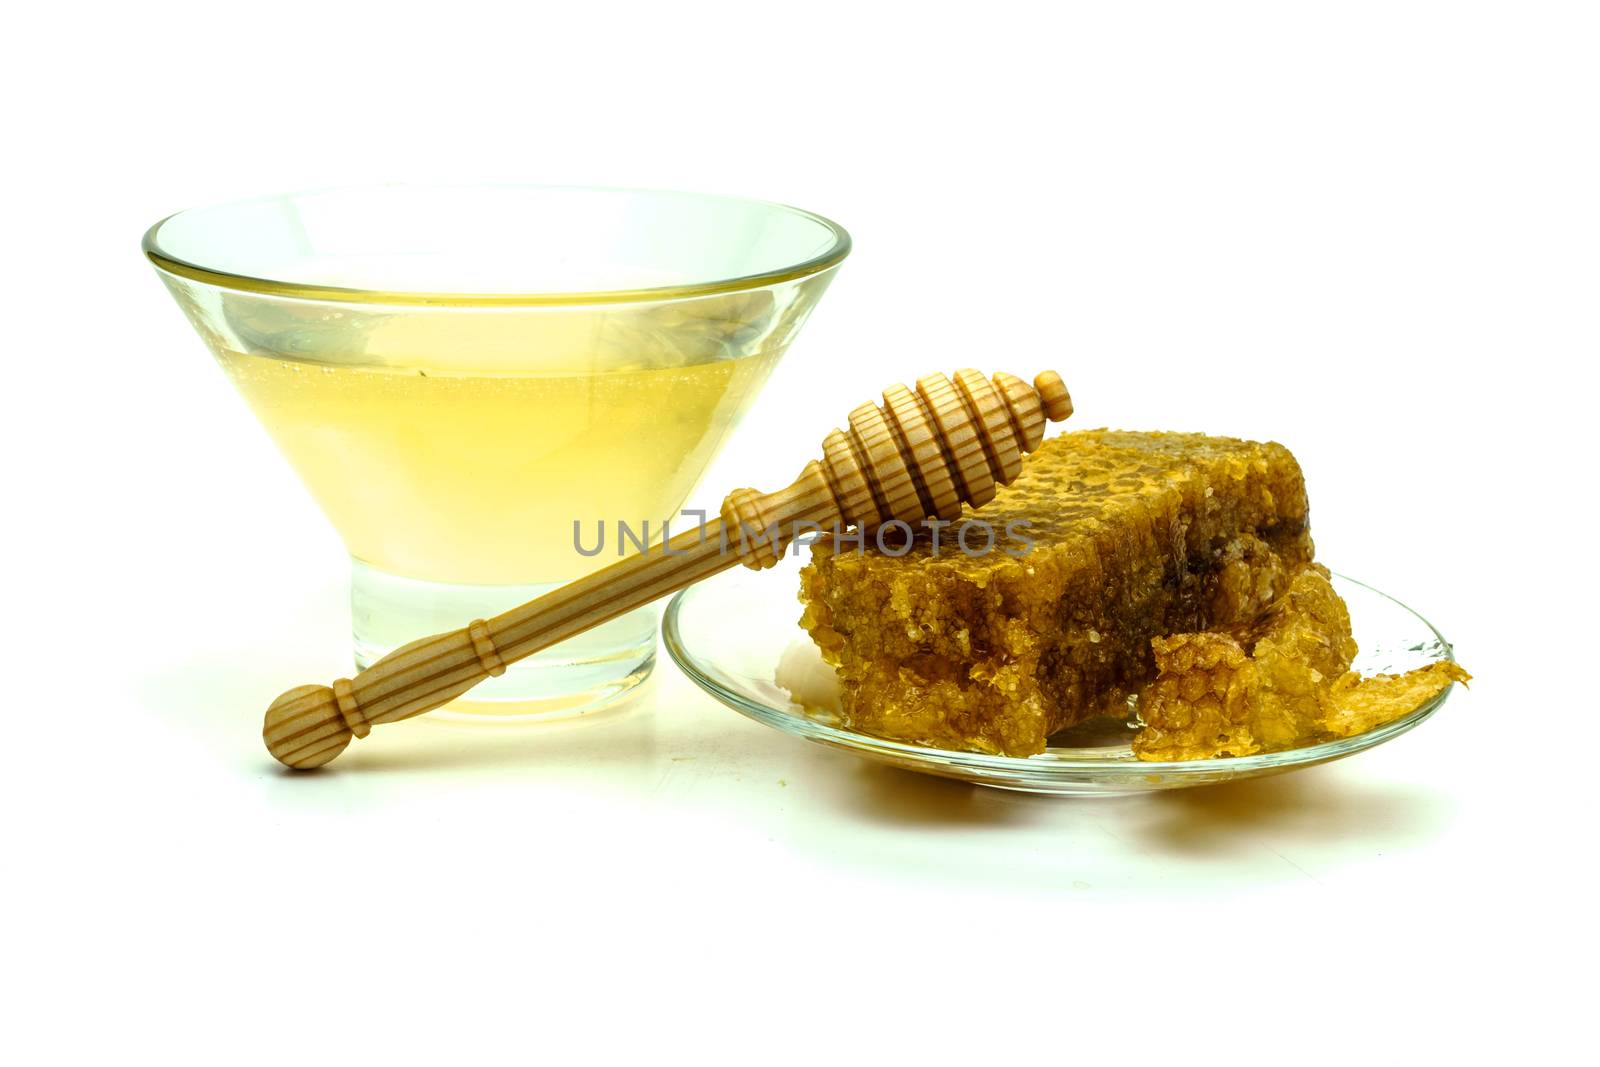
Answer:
top-left (146, 185), bottom-right (848, 721)
top-left (663, 554), bottom-right (1460, 795)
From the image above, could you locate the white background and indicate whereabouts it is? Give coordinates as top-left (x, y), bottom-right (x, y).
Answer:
top-left (5, 1), bottom-right (1595, 1063)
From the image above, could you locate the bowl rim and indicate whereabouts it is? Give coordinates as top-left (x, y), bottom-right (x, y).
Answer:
top-left (142, 183), bottom-right (852, 308)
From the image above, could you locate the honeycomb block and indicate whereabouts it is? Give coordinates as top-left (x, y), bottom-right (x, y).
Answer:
top-left (798, 430), bottom-right (1314, 756)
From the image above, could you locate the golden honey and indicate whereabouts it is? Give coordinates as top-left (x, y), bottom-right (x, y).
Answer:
top-left (197, 282), bottom-right (815, 715)
top-left (218, 347), bottom-right (778, 585)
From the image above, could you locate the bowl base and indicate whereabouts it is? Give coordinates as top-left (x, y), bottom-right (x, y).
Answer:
top-left (351, 559), bottom-right (659, 724)
top-left (424, 654), bottom-right (655, 724)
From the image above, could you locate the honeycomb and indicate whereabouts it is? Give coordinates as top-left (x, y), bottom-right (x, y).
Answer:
top-left (798, 430), bottom-right (1314, 756)
top-left (1133, 565), bottom-right (1470, 760)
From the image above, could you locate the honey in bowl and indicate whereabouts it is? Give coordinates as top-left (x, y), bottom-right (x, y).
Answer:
top-left (147, 185), bottom-right (848, 719)
top-left (213, 315), bottom-right (784, 586)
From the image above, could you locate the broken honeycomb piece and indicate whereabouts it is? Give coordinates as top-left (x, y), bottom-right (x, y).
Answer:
top-left (1324, 662), bottom-right (1472, 738)
top-left (1133, 565), bottom-right (1355, 759)
top-left (799, 430), bottom-right (1314, 756)
top-left (1133, 565), bottom-right (1469, 760)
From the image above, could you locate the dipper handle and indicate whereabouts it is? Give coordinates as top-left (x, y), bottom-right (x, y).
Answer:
top-left (265, 369), bottom-right (1072, 768)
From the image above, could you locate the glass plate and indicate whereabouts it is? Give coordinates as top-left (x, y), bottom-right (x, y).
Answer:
top-left (663, 556), bottom-right (1459, 795)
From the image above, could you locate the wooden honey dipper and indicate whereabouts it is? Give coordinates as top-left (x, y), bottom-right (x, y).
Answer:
top-left (264, 369), bottom-right (1073, 768)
